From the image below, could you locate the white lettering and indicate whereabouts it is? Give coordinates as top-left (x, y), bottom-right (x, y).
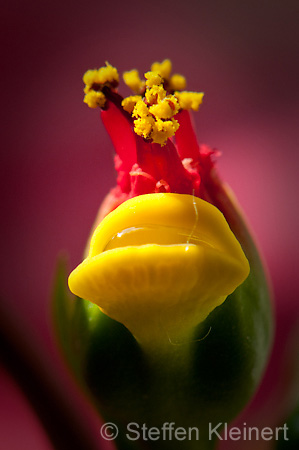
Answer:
top-left (209, 422), bottom-right (223, 440)
top-left (174, 427), bottom-right (186, 441)
top-left (126, 423), bottom-right (140, 441)
top-left (148, 427), bottom-right (160, 441)
top-left (229, 427), bottom-right (241, 440)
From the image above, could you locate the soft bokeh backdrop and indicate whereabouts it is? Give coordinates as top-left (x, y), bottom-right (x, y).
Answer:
top-left (1, 0), bottom-right (298, 449)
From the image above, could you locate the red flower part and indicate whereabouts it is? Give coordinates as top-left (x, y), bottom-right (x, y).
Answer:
top-left (100, 97), bottom-right (136, 193)
top-left (135, 139), bottom-right (195, 194)
top-left (100, 100), bottom-right (214, 217)
top-left (175, 109), bottom-right (201, 161)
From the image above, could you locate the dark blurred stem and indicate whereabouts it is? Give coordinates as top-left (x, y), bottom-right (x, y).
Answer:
top-left (0, 300), bottom-right (104, 450)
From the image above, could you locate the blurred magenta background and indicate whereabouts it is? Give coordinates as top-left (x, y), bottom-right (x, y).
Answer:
top-left (1, 0), bottom-right (298, 449)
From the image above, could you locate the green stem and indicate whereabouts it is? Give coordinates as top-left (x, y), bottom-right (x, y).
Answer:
top-left (126, 339), bottom-right (217, 450)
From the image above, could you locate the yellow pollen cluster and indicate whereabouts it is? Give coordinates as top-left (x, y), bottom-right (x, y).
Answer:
top-left (174, 91), bottom-right (204, 111)
top-left (122, 71), bottom-right (180, 146)
top-left (169, 74), bottom-right (187, 91)
top-left (121, 95), bottom-right (142, 114)
top-left (151, 59), bottom-right (187, 92)
top-left (151, 119), bottom-right (180, 145)
top-left (122, 59), bottom-right (201, 103)
top-left (151, 59), bottom-right (172, 80)
top-left (83, 91), bottom-right (106, 109)
top-left (144, 71), bottom-right (163, 88)
top-left (145, 85), bottom-right (166, 104)
top-left (123, 70), bottom-right (145, 93)
top-left (83, 62), bottom-right (119, 109)
top-left (149, 97), bottom-right (180, 119)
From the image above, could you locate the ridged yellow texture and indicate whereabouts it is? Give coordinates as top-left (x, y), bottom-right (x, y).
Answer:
top-left (68, 194), bottom-right (250, 345)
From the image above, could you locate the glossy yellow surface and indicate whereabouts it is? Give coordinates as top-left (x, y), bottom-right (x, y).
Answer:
top-left (68, 194), bottom-right (250, 345)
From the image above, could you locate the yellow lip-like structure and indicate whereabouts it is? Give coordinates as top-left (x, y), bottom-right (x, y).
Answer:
top-left (68, 193), bottom-right (250, 346)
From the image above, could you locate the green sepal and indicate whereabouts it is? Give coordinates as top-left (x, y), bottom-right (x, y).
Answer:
top-left (52, 259), bottom-right (74, 360)
top-left (52, 259), bottom-right (89, 378)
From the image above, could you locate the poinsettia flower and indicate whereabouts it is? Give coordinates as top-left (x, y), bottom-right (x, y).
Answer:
top-left (68, 60), bottom-right (250, 347)
top-left (65, 60), bottom-right (272, 450)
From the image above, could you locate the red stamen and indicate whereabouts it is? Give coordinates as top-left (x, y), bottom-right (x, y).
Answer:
top-left (175, 110), bottom-right (201, 161)
top-left (101, 100), bottom-right (137, 172)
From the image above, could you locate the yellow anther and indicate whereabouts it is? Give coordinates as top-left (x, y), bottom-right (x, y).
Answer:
top-left (169, 74), bottom-right (187, 91)
top-left (151, 119), bottom-right (179, 146)
top-left (145, 71), bottom-right (163, 87)
top-left (97, 62), bottom-right (119, 85)
top-left (83, 69), bottom-right (101, 87)
top-left (122, 95), bottom-right (142, 114)
top-left (83, 91), bottom-right (106, 109)
top-left (134, 116), bottom-right (155, 139)
top-left (175, 91), bottom-right (204, 111)
top-left (145, 85), bottom-right (166, 105)
top-left (83, 62), bottom-right (119, 109)
top-left (123, 69), bottom-right (145, 93)
top-left (128, 67), bottom-right (183, 145)
top-left (132, 100), bottom-right (150, 119)
top-left (149, 96), bottom-right (180, 120)
top-left (151, 59), bottom-right (172, 80)
top-left (123, 62), bottom-right (204, 146)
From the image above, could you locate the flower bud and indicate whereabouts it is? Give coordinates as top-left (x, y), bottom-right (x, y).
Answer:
top-left (60, 59), bottom-right (273, 449)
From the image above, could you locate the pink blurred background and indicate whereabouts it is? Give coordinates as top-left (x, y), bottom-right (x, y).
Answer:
top-left (1, 0), bottom-right (298, 449)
